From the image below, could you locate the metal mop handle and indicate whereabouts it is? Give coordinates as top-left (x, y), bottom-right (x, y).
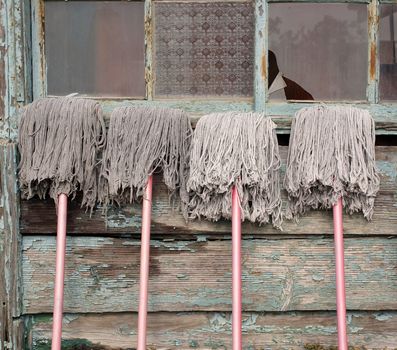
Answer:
top-left (137, 175), bottom-right (153, 350)
top-left (333, 197), bottom-right (348, 350)
top-left (232, 186), bottom-right (242, 350)
top-left (51, 193), bottom-right (68, 350)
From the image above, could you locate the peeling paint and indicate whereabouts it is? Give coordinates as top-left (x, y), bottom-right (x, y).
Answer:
top-left (279, 268), bottom-right (294, 311)
top-left (374, 312), bottom-right (394, 321)
top-left (144, 0), bottom-right (153, 100)
top-left (254, 0), bottom-right (267, 111)
top-left (377, 160), bottom-right (397, 180)
top-left (196, 235), bottom-right (207, 242)
top-left (107, 212), bottom-right (141, 229)
top-left (176, 273), bottom-right (189, 280)
top-left (312, 274), bottom-right (325, 282)
top-left (31, 0), bottom-right (46, 100)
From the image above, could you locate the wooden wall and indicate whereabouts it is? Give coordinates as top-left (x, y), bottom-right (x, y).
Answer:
top-left (0, 1), bottom-right (397, 348)
top-left (19, 146), bottom-right (397, 349)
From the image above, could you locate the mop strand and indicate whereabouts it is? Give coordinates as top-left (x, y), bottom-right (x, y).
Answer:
top-left (99, 106), bottom-right (193, 218)
top-left (187, 112), bottom-right (282, 228)
top-left (284, 105), bottom-right (380, 220)
top-left (18, 97), bottom-right (106, 211)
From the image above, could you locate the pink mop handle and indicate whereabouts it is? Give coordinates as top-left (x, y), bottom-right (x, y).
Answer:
top-left (333, 197), bottom-right (348, 350)
top-left (51, 193), bottom-right (68, 350)
top-left (137, 175), bottom-right (153, 350)
top-left (232, 186), bottom-right (242, 350)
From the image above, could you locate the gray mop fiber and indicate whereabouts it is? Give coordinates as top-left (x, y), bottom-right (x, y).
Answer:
top-left (187, 112), bottom-right (282, 228)
top-left (18, 97), bottom-right (106, 210)
top-left (284, 105), bottom-right (380, 219)
top-left (99, 106), bottom-right (192, 216)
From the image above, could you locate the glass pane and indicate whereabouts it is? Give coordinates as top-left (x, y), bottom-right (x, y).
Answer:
top-left (45, 1), bottom-right (145, 97)
top-left (380, 4), bottom-right (397, 101)
top-left (269, 3), bottom-right (368, 101)
top-left (154, 1), bottom-right (254, 98)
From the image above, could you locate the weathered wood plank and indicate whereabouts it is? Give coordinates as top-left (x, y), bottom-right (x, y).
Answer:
top-left (367, 0), bottom-right (379, 103)
top-left (0, 142), bottom-right (23, 349)
top-left (0, 0), bottom-right (28, 140)
top-left (20, 146), bottom-right (397, 236)
top-left (254, 0), bottom-right (267, 111)
top-left (28, 311), bottom-right (397, 349)
top-left (22, 236), bottom-right (397, 314)
top-left (268, 103), bottom-right (397, 135)
top-left (40, 99), bottom-right (397, 135)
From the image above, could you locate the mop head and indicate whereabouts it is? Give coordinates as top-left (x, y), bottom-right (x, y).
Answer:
top-left (284, 105), bottom-right (380, 220)
top-left (99, 106), bottom-right (192, 217)
top-left (187, 112), bottom-right (282, 228)
top-left (18, 97), bottom-right (106, 210)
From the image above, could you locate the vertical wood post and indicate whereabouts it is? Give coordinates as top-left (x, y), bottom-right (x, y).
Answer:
top-left (0, 142), bottom-right (24, 350)
top-left (254, 0), bottom-right (268, 112)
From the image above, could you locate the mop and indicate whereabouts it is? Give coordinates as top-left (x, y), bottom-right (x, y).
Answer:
top-left (187, 112), bottom-right (282, 349)
top-left (99, 106), bottom-right (192, 350)
top-left (284, 105), bottom-right (380, 350)
top-left (18, 96), bottom-right (106, 350)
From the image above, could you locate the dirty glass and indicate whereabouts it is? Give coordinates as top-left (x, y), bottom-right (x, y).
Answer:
top-left (380, 4), bottom-right (397, 101)
top-left (45, 1), bottom-right (145, 97)
top-left (268, 3), bottom-right (368, 101)
top-left (154, 1), bottom-right (254, 98)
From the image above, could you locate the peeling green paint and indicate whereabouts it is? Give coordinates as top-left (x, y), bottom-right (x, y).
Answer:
top-left (176, 274), bottom-right (189, 280)
top-left (377, 160), bottom-right (397, 180)
top-left (107, 212), bottom-right (141, 229)
top-left (312, 274), bottom-right (325, 282)
top-left (188, 339), bottom-right (199, 348)
top-left (374, 312), bottom-right (394, 321)
top-left (196, 235), bottom-right (208, 242)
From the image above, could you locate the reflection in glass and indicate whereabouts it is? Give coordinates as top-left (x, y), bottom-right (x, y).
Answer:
top-left (269, 4), bottom-right (368, 101)
top-left (380, 4), bottom-right (397, 101)
top-left (45, 1), bottom-right (145, 97)
top-left (154, 1), bottom-right (254, 98)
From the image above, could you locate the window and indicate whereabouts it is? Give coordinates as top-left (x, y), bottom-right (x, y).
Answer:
top-left (44, 1), bottom-right (145, 97)
top-left (268, 3), bottom-right (368, 101)
top-left (380, 4), bottom-right (397, 101)
top-left (153, 1), bottom-right (254, 98)
top-left (31, 0), bottom-right (397, 130)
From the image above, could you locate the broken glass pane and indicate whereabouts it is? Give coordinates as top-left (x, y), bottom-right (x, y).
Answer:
top-left (269, 3), bottom-right (368, 101)
top-left (154, 1), bottom-right (254, 98)
top-left (45, 1), bottom-right (145, 97)
top-left (380, 4), bottom-right (397, 101)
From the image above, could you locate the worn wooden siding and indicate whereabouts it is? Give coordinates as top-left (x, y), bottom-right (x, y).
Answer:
top-left (18, 145), bottom-right (397, 348)
top-left (27, 312), bottom-right (397, 350)
top-left (1, 1), bottom-right (396, 348)
top-left (0, 142), bottom-right (24, 350)
top-left (22, 236), bottom-right (397, 314)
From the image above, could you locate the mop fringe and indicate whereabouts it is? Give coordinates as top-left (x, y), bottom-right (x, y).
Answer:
top-left (187, 112), bottom-right (282, 228)
top-left (18, 97), bottom-right (106, 211)
top-left (99, 106), bottom-right (192, 218)
top-left (284, 105), bottom-right (380, 220)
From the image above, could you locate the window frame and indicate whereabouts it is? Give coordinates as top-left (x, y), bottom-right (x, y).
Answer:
top-left (30, 0), bottom-right (397, 133)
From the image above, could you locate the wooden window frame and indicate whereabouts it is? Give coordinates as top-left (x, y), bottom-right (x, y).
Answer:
top-left (31, 0), bottom-right (397, 133)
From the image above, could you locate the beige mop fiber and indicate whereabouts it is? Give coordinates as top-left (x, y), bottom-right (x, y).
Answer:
top-left (187, 112), bottom-right (282, 228)
top-left (18, 96), bottom-right (106, 210)
top-left (99, 106), bottom-right (192, 217)
top-left (284, 105), bottom-right (380, 219)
